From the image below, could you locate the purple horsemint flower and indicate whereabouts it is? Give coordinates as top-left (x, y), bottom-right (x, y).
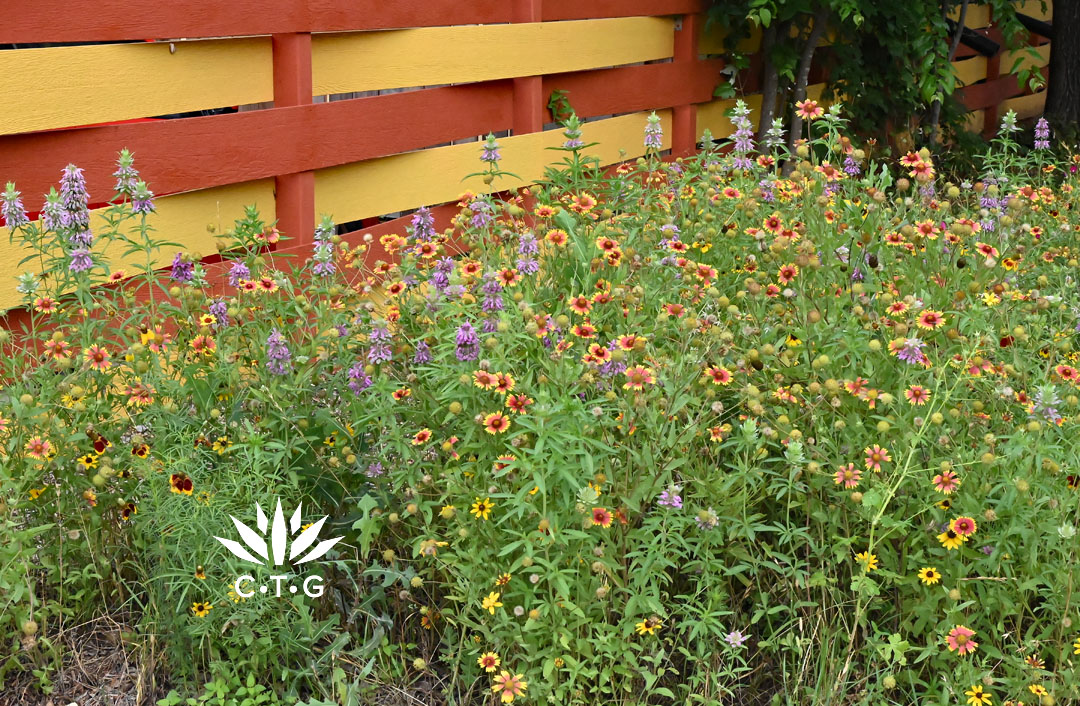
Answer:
top-left (725, 630), bottom-right (748, 649)
top-left (1030, 386), bottom-right (1063, 425)
top-left (429, 270), bottom-right (450, 290)
top-left (413, 340), bottom-right (432, 364)
top-left (60, 164), bottom-right (90, 230)
top-left (728, 100), bottom-right (756, 171)
top-left (368, 343), bottom-right (392, 364)
top-left (228, 261), bottom-right (250, 287)
top-left (455, 321), bottom-right (480, 361)
top-left (895, 337), bottom-right (928, 366)
top-left (310, 216), bottom-right (336, 276)
top-left (131, 180), bottom-right (155, 215)
top-left (69, 247), bottom-right (94, 273)
top-left (41, 191), bottom-right (64, 232)
top-left (695, 507), bottom-right (719, 530)
top-left (369, 322), bottom-right (391, 342)
top-left (365, 462), bottom-right (384, 478)
top-left (347, 362), bottom-right (372, 394)
top-left (265, 328), bottom-right (293, 375)
top-left (518, 234), bottom-right (539, 255)
top-left (843, 155), bottom-right (861, 176)
top-left (470, 199), bottom-right (494, 229)
top-left (480, 133), bottom-right (501, 164)
top-left (480, 273), bottom-right (504, 313)
top-left (69, 228), bottom-right (94, 248)
top-left (170, 252), bottom-right (194, 283)
top-left (208, 299), bottom-right (229, 327)
top-left (411, 206), bottom-right (436, 240)
top-left (1034, 117), bottom-right (1051, 149)
top-left (644, 111), bottom-right (663, 150)
top-left (113, 149), bottom-right (139, 196)
top-left (657, 487), bottom-right (682, 509)
top-left (1, 183), bottom-right (28, 229)
top-left (562, 115), bottom-right (584, 149)
top-left (516, 257), bottom-right (539, 275)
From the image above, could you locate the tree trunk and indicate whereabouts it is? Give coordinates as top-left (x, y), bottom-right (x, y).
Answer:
top-left (757, 22), bottom-right (780, 142)
top-left (785, 6), bottom-right (831, 158)
top-left (1045, 0), bottom-right (1080, 139)
top-left (927, 0), bottom-right (969, 143)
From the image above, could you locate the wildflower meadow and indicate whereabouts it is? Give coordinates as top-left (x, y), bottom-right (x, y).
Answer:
top-left (2, 102), bottom-right (1080, 706)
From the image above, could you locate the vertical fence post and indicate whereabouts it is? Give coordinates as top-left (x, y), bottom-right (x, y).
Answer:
top-left (672, 13), bottom-right (700, 156)
top-left (272, 32), bottom-right (315, 245)
top-left (512, 0), bottom-right (544, 135)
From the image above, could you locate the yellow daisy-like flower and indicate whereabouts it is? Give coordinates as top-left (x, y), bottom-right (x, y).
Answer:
top-left (190, 601), bottom-right (213, 618)
top-left (854, 551), bottom-right (879, 572)
top-left (635, 616), bottom-right (664, 635)
top-left (1073, 636), bottom-right (1080, 654)
top-left (917, 567), bottom-right (941, 585)
top-left (471, 497), bottom-right (494, 521)
top-left (937, 529), bottom-right (966, 551)
top-left (481, 592), bottom-right (503, 614)
top-left (964, 684), bottom-right (992, 705)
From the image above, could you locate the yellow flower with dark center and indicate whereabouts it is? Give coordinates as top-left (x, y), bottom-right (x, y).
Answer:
top-left (195, 566), bottom-right (206, 580)
top-left (190, 601), bottom-right (213, 618)
top-left (938, 529), bottom-right (966, 550)
top-left (964, 684), bottom-right (992, 705)
top-left (635, 616), bottom-right (663, 635)
top-left (917, 567), bottom-right (941, 585)
top-left (471, 497), bottom-right (494, 521)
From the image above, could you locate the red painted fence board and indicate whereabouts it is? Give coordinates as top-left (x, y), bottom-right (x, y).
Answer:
top-left (0, 83), bottom-right (514, 202)
top-left (0, 0), bottom-right (704, 43)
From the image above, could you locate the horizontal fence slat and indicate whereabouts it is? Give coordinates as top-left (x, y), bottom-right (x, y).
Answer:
top-left (951, 4), bottom-right (993, 27)
top-left (542, 60), bottom-right (721, 120)
top-left (0, 0), bottom-right (508, 43)
top-left (0, 82), bottom-right (513, 203)
top-left (1015, 0), bottom-right (1052, 21)
top-left (0, 179), bottom-right (274, 311)
top-left (0, 39), bottom-right (272, 135)
top-left (311, 18), bottom-right (675, 95)
top-left (315, 110), bottom-right (671, 225)
top-left (959, 66), bottom-right (1047, 110)
top-left (952, 56), bottom-right (989, 86)
top-left (1002, 42), bottom-right (1051, 74)
top-left (542, 0), bottom-right (705, 20)
top-left (1001, 91), bottom-right (1047, 119)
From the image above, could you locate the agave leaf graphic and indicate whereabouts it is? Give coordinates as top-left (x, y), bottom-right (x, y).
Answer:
top-left (289, 515), bottom-right (329, 560)
top-left (230, 514), bottom-right (269, 563)
top-left (270, 499), bottom-right (287, 566)
top-left (289, 504), bottom-right (302, 534)
top-left (294, 535), bottom-right (344, 565)
top-left (213, 536), bottom-right (266, 565)
top-left (255, 503), bottom-right (269, 533)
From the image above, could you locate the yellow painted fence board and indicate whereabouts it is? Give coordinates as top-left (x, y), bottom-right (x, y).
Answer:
top-left (1016, 0), bottom-right (1052, 21)
top-left (0, 180), bottom-right (275, 311)
top-left (0, 38), bottom-right (273, 136)
top-left (315, 111), bottom-right (671, 224)
top-left (953, 56), bottom-right (988, 86)
top-left (312, 18), bottom-right (674, 94)
top-left (1003, 42), bottom-right (1051, 74)
top-left (1001, 92), bottom-right (1047, 120)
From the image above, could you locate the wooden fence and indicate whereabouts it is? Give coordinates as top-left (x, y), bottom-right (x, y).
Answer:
top-left (0, 1), bottom-right (1053, 313)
